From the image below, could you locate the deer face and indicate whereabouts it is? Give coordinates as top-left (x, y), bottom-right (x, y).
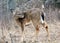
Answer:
top-left (13, 7), bottom-right (25, 19)
top-left (13, 10), bottom-right (25, 19)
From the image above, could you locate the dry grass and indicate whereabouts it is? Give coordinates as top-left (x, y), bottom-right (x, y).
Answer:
top-left (0, 20), bottom-right (60, 43)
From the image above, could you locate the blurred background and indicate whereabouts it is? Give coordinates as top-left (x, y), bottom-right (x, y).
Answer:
top-left (0, 0), bottom-right (60, 43)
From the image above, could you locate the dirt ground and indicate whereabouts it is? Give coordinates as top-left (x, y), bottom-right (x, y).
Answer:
top-left (0, 21), bottom-right (60, 43)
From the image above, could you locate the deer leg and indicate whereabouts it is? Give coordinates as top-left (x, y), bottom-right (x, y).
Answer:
top-left (20, 22), bottom-right (25, 42)
top-left (45, 25), bottom-right (49, 37)
top-left (43, 22), bottom-right (50, 41)
top-left (21, 31), bottom-right (26, 43)
top-left (35, 25), bottom-right (40, 37)
top-left (45, 25), bottom-right (51, 42)
top-left (42, 22), bottom-right (49, 36)
top-left (32, 25), bottom-right (39, 42)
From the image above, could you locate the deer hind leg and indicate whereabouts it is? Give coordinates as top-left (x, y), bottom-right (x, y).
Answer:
top-left (42, 22), bottom-right (50, 41)
top-left (32, 25), bottom-right (40, 42)
top-left (43, 22), bottom-right (49, 36)
top-left (35, 25), bottom-right (40, 38)
top-left (45, 25), bottom-right (49, 37)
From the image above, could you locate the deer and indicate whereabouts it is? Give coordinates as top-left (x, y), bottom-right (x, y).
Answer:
top-left (13, 7), bottom-right (49, 42)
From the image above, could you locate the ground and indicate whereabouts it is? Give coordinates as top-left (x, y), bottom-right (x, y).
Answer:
top-left (0, 21), bottom-right (60, 43)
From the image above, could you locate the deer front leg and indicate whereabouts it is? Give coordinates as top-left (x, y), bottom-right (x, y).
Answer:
top-left (21, 31), bottom-right (26, 43)
top-left (20, 22), bottom-right (26, 43)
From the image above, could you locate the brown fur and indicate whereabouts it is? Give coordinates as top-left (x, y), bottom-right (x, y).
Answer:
top-left (13, 8), bottom-right (49, 41)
